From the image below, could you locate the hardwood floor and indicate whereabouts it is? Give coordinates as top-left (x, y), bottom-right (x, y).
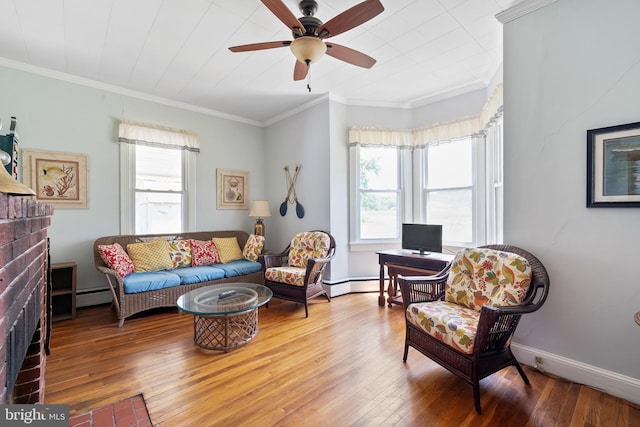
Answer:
top-left (45, 293), bottom-right (639, 426)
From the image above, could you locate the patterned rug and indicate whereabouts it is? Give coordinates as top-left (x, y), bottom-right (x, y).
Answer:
top-left (69, 394), bottom-right (152, 427)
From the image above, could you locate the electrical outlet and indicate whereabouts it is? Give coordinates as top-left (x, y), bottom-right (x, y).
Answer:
top-left (533, 356), bottom-right (545, 372)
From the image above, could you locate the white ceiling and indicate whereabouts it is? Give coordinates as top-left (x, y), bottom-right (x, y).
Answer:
top-left (0, 0), bottom-right (514, 125)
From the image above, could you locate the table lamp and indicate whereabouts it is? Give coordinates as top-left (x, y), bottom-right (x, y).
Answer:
top-left (249, 200), bottom-right (271, 236)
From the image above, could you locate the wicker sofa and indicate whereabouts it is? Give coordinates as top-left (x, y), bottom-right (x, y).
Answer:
top-left (93, 230), bottom-right (264, 327)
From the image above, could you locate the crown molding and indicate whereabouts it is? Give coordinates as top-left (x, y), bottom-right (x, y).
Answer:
top-left (0, 58), bottom-right (262, 127)
top-left (262, 93), bottom-right (331, 127)
top-left (496, 0), bottom-right (559, 24)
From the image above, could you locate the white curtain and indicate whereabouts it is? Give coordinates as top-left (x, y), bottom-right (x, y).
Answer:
top-left (118, 120), bottom-right (200, 152)
top-left (348, 84), bottom-right (503, 148)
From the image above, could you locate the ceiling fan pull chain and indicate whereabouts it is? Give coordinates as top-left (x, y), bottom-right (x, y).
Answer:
top-left (306, 60), bottom-right (312, 92)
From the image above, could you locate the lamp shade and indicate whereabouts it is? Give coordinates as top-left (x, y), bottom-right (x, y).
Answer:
top-left (249, 200), bottom-right (271, 218)
top-left (0, 161), bottom-right (35, 195)
top-left (290, 36), bottom-right (327, 64)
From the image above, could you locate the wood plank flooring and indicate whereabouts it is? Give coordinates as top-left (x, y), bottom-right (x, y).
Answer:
top-left (45, 293), bottom-right (639, 426)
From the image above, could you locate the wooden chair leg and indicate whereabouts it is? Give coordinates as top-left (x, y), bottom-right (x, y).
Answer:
top-left (473, 382), bottom-right (482, 415)
top-left (514, 360), bottom-right (530, 384)
top-left (304, 302), bottom-right (309, 318)
top-left (403, 340), bottom-right (409, 362)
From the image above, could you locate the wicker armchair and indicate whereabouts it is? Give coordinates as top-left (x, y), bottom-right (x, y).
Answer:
top-left (260, 230), bottom-right (335, 317)
top-left (398, 244), bottom-right (550, 414)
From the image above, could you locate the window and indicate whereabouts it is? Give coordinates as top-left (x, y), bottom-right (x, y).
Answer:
top-left (357, 145), bottom-right (401, 239)
top-left (349, 126), bottom-right (501, 249)
top-left (133, 144), bottom-right (184, 234)
top-left (423, 138), bottom-right (475, 245)
top-left (118, 121), bottom-right (199, 234)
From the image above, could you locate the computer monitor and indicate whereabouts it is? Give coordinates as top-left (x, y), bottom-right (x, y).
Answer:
top-left (401, 223), bottom-right (443, 255)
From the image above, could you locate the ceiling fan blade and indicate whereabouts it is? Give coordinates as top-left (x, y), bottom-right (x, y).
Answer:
top-left (325, 43), bottom-right (376, 68)
top-left (229, 41), bottom-right (291, 52)
top-left (318, 0), bottom-right (384, 39)
top-left (261, 0), bottom-right (304, 35)
top-left (293, 60), bottom-right (309, 81)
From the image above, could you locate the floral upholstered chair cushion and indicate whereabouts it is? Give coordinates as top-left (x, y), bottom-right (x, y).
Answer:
top-left (264, 266), bottom-right (307, 287)
top-left (406, 301), bottom-right (480, 354)
top-left (288, 231), bottom-right (330, 268)
top-left (264, 231), bottom-right (330, 287)
top-left (406, 247), bottom-right (532, 355)
top-left (444, 248), bottom-right (532, 311)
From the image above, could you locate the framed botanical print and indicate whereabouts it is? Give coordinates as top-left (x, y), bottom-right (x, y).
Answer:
top-left (22, 148), bottom-right (89, 208)
top-left (216, 168), bottom-right (249, 210)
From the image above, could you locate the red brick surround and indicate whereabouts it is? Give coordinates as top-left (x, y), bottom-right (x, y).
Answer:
top-left (0, 193), bottom-right (53, 404)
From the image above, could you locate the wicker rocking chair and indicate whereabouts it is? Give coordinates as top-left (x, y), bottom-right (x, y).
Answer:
top-left (260, 230), bottom-right (336, 317)
top-left (398, 244), bottom-right (550, 414)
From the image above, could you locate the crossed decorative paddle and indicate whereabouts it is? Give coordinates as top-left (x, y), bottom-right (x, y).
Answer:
top-left (279, 165), bottom-right (305, 218)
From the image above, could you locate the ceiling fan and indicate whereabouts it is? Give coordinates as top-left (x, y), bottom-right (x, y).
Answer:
top-left (228, 0), bottom-right (384, 83)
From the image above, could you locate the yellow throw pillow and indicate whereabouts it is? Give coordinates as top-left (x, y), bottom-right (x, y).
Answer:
top-left (127, 238), bottom-right (173, 272)
top-left (212, 237), bottom-right (243, 263)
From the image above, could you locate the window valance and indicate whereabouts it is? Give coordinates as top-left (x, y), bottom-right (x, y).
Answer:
top-left (118, 120), bottom-right (200, 153)
top-left (349, 84), bottom-right (503, 148)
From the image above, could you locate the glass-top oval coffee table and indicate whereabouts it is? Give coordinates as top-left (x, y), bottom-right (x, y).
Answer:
top-left (177, 283), bottom-right (272, 352)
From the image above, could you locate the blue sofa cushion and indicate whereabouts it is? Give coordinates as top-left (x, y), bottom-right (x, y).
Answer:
top-left (214, 260), bottom-right (262, 278)
top-left (123, 271), bottom-right (181, 294)
top-left (170, 266), bottom-right (226, 284)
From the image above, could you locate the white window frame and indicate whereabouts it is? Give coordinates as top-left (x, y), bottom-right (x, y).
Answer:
top-left (485, 117), bottom-right (503, 244)
top-left (349, 134), bottom-right (501, 252)
top-left (119, 143), bottom-right (196, 234)
top-left (420, 136), bottom-right (486, 248)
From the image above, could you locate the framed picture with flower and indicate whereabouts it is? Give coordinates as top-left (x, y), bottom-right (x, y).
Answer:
top-left (22, 148), bottom-right (89, 209)
top-left (216, 168), bottom-right (249, 210)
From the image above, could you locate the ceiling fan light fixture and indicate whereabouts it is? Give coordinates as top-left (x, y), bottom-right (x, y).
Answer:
top-left (290, 36), bottom-right (326, 64)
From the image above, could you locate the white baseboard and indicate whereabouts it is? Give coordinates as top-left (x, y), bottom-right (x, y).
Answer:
top-left (325, 280), bottom-right (378, 297)
top-left (512, 343), bottom-right (640, 405)
top-left (77, 288), bottom-right (112, 307)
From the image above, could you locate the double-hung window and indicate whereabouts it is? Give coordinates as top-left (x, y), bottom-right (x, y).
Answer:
top-left (355, 145), bottom-right (401, 240)
top-left (118, 121), bottom-right (198, 234)
top-left (422, 137), bottom-right (476, 246)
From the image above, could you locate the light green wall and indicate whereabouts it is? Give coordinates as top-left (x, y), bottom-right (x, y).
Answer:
top-left (0, 65), bottom-right (265, 297)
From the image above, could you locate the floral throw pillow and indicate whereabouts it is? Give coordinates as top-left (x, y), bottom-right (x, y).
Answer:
top-left (243, 234), bottom-right (265, 262)
top-left (168, 239), bottom-right (192, 268)
top-left (190, 239), bottom-right (221, 266)
top-left (97, 243), bottom-right (135, 278)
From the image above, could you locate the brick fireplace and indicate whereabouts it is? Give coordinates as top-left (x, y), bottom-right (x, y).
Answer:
top-left (0, 192), bottom-right (52, 404)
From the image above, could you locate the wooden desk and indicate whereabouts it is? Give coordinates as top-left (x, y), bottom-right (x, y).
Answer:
top-left (377, 249), bottom-right (454, 307)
